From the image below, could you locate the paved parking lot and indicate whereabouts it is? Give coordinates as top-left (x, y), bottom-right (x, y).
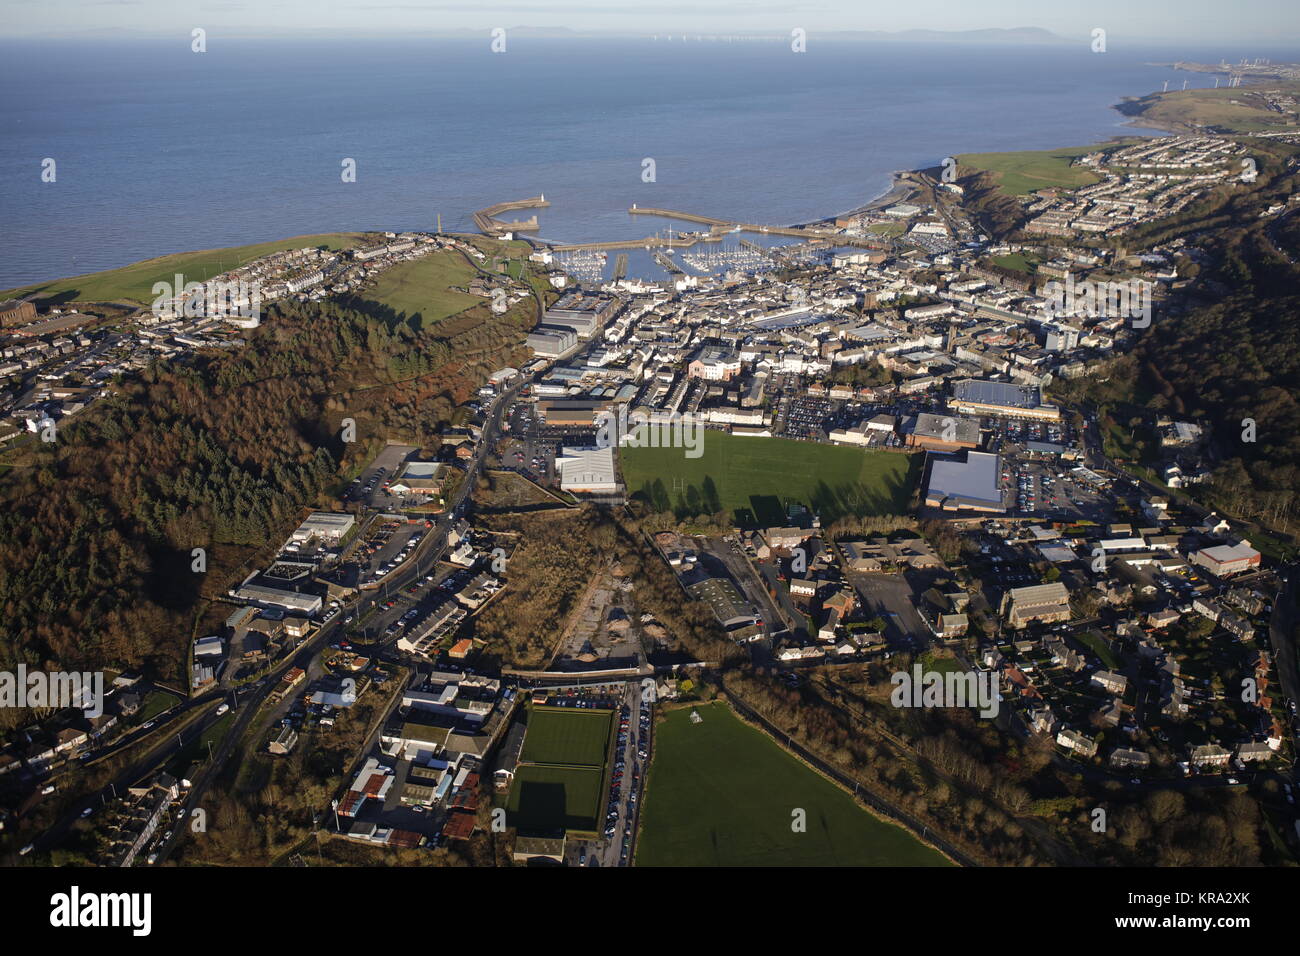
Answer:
top-left (844, 570), bottom-right (932, 650)
top-left (498, 402), bottom-right (564, 484)
top-left (563, 681), bottom-right (651, 868)
top-left (345, 444), bottom-right (417, 506)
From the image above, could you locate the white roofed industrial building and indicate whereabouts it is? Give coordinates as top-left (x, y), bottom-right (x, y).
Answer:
top-left (291, 512), bottom-right (355, 544)
top-left (556, 445), bottom-right (620, 494)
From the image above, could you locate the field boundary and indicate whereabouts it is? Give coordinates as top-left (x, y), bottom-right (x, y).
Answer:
top-left (686, 693), bottom-right (970, 867)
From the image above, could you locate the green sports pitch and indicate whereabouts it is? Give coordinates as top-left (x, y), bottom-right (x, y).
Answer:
top-left (620, 431), bottom-right (919, 526)
top-left (508, 706), bottom-right (615, 835)
top-left (635, 702), bottom-right (951, 866)
top-left (519, 706), bottom-right (614, 767)
top-left (506, 764), bottom-right (606, 834)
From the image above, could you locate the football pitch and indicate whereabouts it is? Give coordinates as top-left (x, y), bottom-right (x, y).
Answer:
top-left (635, 702), bottom-right (951, 867)
top-left (509, 706), bottom-right (615, 835)
top-left (620, 431), bottom-right (919, 525)
top-left (519, 706), bottom-right (614, 767)
top-left (506, 764), bottom-right (606, 834)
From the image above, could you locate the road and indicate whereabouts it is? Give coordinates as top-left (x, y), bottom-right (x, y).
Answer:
top-left (31, 696), bottom-right (225, 855)
top-left (146, 352), bottom-right (534, 863)
top-left (35, 252), bottom-right (548, 861)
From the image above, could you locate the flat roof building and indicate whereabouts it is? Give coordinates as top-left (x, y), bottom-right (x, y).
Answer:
top-left (924, 450), bottom-right (1004, 512)
top-left (905, 412), bottom-right (981, 452)
top-left (232, 582), bottom-right (322, 616)
top-left (950, 378), bottom-right (1060, 421)
top-left (1191, 543), bottom-right (1261, 578)
top-left (291, 512), bottom-right (355, 544)
top-left (555, 445), bottom-right (619, 494)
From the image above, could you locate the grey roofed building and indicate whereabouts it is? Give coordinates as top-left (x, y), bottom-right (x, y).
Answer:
top-left (924, 450), bottom-right (1004, 512)
top-left (953, 378), bottom-right (1043, 409)
top-left (1001, 581), bottom-right (1072, 627)
top-left (232, 582), bottom-right (322, 615)
top-left (950, 378), bottom-right (1060, 420)
top-left (907, 411), bottom-right (980, 447)
top-left (686, 576), bottom-right (755, 629)
top-left (1236, 741), bottom-right (1274, 762)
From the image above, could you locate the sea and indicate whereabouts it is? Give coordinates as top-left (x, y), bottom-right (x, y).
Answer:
top-left (2, 36), bottom-right (1298, 288)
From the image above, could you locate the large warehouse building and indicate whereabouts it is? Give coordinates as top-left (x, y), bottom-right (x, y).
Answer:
top-left (291, 512), bottom-right (355, 545)
top-left (555, 445), bottom-right (620, 494)
top-left (924, 450), bottom-right (1005, 512)
top-left (232, 581), bottom-right (323, 616)
top-left (905, 412), bottom-right (981, 452)
top-left (1191, 542), bottom-right (1261, 578)
top-left (526, 326), bottom-right (578, 357)
top-left (949, 379), bottom-right (1060, 421)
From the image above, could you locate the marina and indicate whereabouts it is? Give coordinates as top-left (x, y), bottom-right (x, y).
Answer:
top-left (680, 241), bottom-right (775, 274)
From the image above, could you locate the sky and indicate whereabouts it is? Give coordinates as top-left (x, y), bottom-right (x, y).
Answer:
top-left (1, 0), bottom-right (1298, 46)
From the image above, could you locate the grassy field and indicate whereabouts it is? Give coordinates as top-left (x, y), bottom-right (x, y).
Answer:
top-left (957, 144), bottom-right (1115, 196)
top-left (519, 706), bottom-right (614, 767)
top-left (137, 690), bottom-right (181, 723)
top-left (1125, 86), bottom-right (1300, 134)
top-left (506, 764), bottom-right (606, 833)
top-left (0, 233), bottom-right (365, 306)
top-left (355, 248), bottom-right (484, 328)
top-left (636, 702), bottom-right (950, 866)
top-left (508, 705), bottom-right (615, 834)
top-left (991, 252), bottom-right (1040, 274)
top-left (621, 431), bottom-right (919, 526)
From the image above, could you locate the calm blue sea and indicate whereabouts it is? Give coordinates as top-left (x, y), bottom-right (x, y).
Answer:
top-left (2, 37), bottom-right (1297, 287)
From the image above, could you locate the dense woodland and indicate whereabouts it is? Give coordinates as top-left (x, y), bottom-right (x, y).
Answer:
top-left (1137, 214), bottom-right (1300, 534)
top-left (0, 295), bottom-right (531, 695)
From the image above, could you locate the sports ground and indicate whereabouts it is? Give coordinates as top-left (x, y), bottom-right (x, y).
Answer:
top-left (519, 706), bottom-right (613, 767)
top-left (621, 431), bottom-right (918, 525)
top-left (635, 702), bottom-right (951, 867)
top-left (507, 706), bottom-right (615, 835)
